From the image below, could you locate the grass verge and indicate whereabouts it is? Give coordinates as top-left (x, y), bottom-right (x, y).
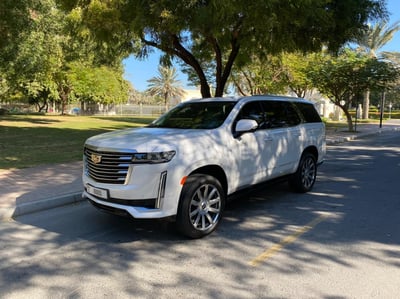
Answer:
top-left (0, 115), bottom-right (155, 169)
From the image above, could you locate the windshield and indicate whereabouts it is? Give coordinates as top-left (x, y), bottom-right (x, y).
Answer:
top-left (149, 101), bottom-right (236, 129)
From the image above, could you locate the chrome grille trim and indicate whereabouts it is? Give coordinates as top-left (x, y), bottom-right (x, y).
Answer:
top-left (155, 171), bottom-right (167, 209)
top-left (84, 146), bottom-right (133, 184)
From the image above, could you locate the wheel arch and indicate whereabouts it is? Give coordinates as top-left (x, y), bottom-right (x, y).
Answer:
top-left (302, 145), bottom-right (318, 161)
top-left (188, 165), bottom-right (228, 195)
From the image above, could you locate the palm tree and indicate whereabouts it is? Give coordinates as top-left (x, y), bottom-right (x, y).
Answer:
top-left (356, 21), bottom-right (400, 119)
top-left (381, 52), bottom-right (400, 65)
top-left (146, 66), bottom-right (186, 111)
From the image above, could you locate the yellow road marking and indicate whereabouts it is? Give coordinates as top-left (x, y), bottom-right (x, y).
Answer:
top-left (250, 215), bottom-right (327, 267)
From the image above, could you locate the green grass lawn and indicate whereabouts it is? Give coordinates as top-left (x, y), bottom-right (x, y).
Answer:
top-left (0, 115), bottom-right (155, 169)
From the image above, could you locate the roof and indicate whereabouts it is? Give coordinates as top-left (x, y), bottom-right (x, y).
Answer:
top-left (185, 94), bottom-right (311, 104)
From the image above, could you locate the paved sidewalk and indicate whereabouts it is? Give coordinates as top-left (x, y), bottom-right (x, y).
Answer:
top-left (0, 162), bottom-right (83, 220)
top-left (325, 121), bottom-right (400, 144)
top-left (1, 121), bottom-right (399, 220)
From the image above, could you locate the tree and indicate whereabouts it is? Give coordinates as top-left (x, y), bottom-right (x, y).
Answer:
top-left (356, 21), bottom-right (400, 57)
top-left (146, 66), bottom-right (185, 110)
top-left (230, 55), bottom-right (286, 96)
top-left (0, 0), bottom-right (35, 69)
top-left (1, 0), bottom-right (131, 113)
top-left (382, 52), bottom-right (400, 65)
top-left (64, 0), bottom-right (387, 98)
top-left (355, 21), bottom-right (400, 118)
top-left (310, 50), bottom-right (399, 131)
top-left (5, 0), bottom-right (65, 112)
top-left (281, 52), bottom-right (324, 98)
top-left (68, 62), bottom-right (129, 107)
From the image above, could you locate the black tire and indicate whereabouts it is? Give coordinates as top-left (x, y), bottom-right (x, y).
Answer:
top-left (289, 152), bottom-right (317, 193)
top-left (177, 174), bottom-right (225, 238)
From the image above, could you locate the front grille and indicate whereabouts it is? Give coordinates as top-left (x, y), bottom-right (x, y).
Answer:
top-left (84, 146), bottom-right (133, 184)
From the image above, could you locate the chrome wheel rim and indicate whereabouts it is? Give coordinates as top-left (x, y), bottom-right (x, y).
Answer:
top-left (301, 157), bottom-right (316, 189)
top-left (189, 184), bottom-right (222, 231)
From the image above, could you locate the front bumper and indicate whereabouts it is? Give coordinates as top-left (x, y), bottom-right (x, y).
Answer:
top-left (83, 191), bottom-right (176, 219)
top-left (83, 162), bottom-right (183, 219)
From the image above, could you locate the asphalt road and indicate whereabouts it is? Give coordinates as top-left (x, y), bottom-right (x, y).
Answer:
top-left (1, 130), bottom-right (399, 298)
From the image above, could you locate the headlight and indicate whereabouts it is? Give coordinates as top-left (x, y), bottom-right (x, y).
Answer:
top-left (131, 150), bottom-right (176, 164)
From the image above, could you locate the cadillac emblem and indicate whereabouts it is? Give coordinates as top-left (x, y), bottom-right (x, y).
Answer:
top-left (91, 153), bottom-right (102, 164)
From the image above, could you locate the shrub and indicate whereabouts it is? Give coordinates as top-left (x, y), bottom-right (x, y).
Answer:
top-left (0, 108), bottom-right (9, 115)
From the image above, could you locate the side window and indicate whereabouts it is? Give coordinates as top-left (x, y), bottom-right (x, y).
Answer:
top-left (295, 102), bottom-right (322, 123)
top-left (260, 101), bottom-right (301, 128)
top-left (285, 103), bottom-right (302, 126)
top-left (235, 101), bottom-right (265, 128)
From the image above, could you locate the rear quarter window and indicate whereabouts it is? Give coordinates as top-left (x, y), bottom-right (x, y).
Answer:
top-left (295, 102), bottom-right (322, 123)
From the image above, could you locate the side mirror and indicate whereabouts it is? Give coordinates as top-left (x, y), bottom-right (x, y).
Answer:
top-left (234, 119), bottom-right (258, 137)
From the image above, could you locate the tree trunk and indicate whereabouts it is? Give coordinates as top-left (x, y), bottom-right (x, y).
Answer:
top-left (342, 107), bottom-right (354, 132)
top-left (362, 89), bottom-right (370, 119)
top-left (211, 32), bottom-right (240, 98)
top-left (60, 95), bottom-right (67, 115)
top-left (38, 100), bottom-right (48, 112)
top-left (142, 35), bottom-right (218, 98)
top-left (58, 83), bottom-right (71, 115)
top-left (200, 81), bottom-right (211, 98)
top-left (169, 35), bottom-right (212, 98)
top-left (164, 93), bottom-right (168, 111)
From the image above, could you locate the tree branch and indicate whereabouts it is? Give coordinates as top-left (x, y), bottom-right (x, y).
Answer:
top-left (141, 34), bottom-right (211, 98)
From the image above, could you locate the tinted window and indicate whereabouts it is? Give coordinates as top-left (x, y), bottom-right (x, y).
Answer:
top-left (295, 102), bottom-right (322, 123)
top-left (149, 101), bottom-right (236, 129)
top-left (235, 101), bottom-right (264, 126)
top-left (260, 101), bottom-right (301, 128)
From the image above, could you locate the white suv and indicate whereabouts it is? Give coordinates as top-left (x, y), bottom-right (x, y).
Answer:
top-left (83, 95), bottom-right (325, 238)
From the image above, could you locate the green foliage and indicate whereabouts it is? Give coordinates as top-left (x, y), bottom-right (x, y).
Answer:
top-left (362, 58), bottom-right (400, 91)
top-left (309, 49), bottom-right (400, 131)
top-left (230, 55), bottom-right (287, 96)
top-left (3, 1), bottom-right (65, 111)
top-left (2, 0), bottom-right (392, 117)
top-left (0, 77), bottom-right (10, 101)
top-left (349, 110), bottom-right (400, 119)
top-left (281, 52), bottom-right (325, 97)
top-left (63, 0), bottom-right (388, 98)
top-left (388, 112), bottom-right (400, 119)
top-left (356, 21), bottom-right (400, 58)
top-left (1, 0), bottom-right (132, 114)
top-left (0, 0), bottom-right (35, 67)
top-left (68, 62), bottom-right (129, 104)
top-left (353, 20), bottom-right (400, 118)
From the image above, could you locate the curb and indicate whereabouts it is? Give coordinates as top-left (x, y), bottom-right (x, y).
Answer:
top-left (326, 126), bottom-right (400, 145)
top-left (13, 192), bottom-right (84, 218)
top-left (0, 192), bottom-right (84, 221)
top-left (326, 131), bottom-right (378, 145)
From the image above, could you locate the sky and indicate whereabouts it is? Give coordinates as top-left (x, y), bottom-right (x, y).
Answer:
top-left (123, 0), bottom-right (400, 92)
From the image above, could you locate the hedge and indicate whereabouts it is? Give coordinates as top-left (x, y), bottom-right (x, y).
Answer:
top-left (349, 111), bottom-right (400, 119)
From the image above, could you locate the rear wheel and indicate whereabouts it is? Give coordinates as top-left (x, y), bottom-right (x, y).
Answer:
top-left (289, 152), bottom-right (317, 193)
top-left (177, 174), bottom-right (225, 238)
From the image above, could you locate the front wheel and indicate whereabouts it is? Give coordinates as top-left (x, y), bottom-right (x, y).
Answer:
top-left (289, 152), bottom-right (317, 193)
top-left (177, 174), bottom-right (225, 238)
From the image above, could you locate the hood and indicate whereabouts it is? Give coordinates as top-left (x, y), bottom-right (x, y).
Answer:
top-left (85, 127), bottom-right (210, 152)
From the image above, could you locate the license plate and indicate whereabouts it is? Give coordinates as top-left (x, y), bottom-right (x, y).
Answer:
top-left (86, 185), bottom-right (108, 200)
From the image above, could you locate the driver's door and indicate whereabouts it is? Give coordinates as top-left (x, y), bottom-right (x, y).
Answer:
top-left (233, 101), bottom-right (278, 186)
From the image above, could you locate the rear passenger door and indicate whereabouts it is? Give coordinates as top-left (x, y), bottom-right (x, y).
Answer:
top-left (260, 101), bottom-right (303, 176)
